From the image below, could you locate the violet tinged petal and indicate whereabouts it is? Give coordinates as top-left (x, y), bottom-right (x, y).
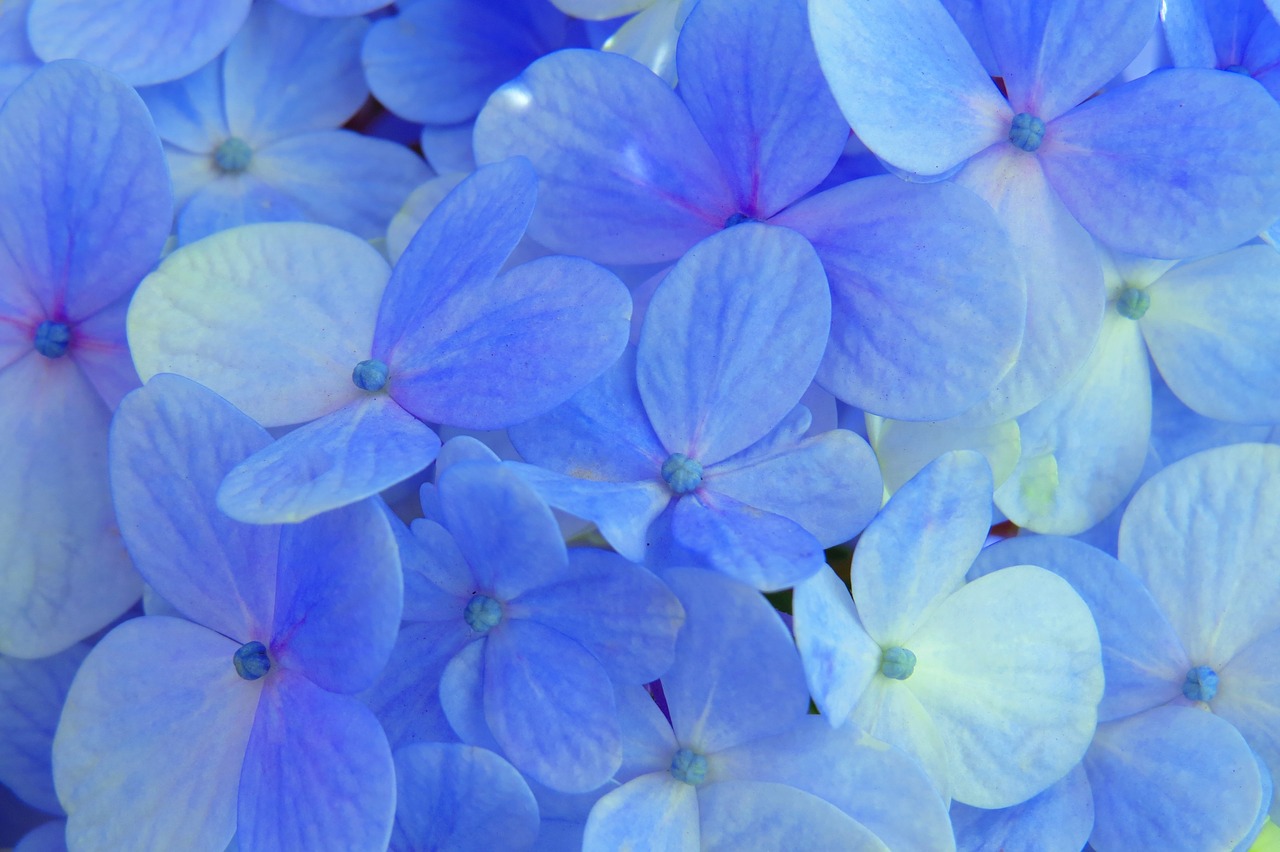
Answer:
top-left (1215, 628), bottom-right (1280, 817)
top-left (982, 0), bottom-right (1159, 120)
top-left (774, 176), bottom-right (1026, 421)
top-left (0, 60), bottom-right (170, 321)
top-left (252, 131), bottom-right (430, 240)
top-left (971, 535), bottom-right (1188, 723)
top-left (175, 176), bottom-right (307, 245)
top-left (670, 490), bottom-right (827, 591)
top-left (793, 566), bottom-right (881, 725)
top-left (504, 464), bottom-right (671, 564)
top-left (1085, 705), bottom-right (1263, 851)
top-left (215, 395), bottom-right (440, 525)
top-left (0, 350), bottom-right (140, 660)
top-left (386, 254), bottom-right (631, 430)
top-left (0, 643), bottom-right (88, 814)
top-left (705, 429), bottom-right (880, 548)
top-left (484, 620), bottom-right (622, 793)
top-left (661, 569), bottom-right (809, 754)
top-left (222, 3), bottom-right (369, 144)
top-left (697, 782), bottom-right (890, 852)
top-left (808, 0), bottom-right (1010, 176)
top-left (1119, 443), bottom-right (1280, 665)
top-left (676, 0), bottom-right (848, 218)
top-left (128, 221), bottom-right (387, 427)
top-left (952, 145), bottom-right (1105, 424)
top-left (508, 348), bottom-right (667, 483)
top-left (995, 312), bottom-right (1152, 535)
top-left (27, 0), bottom-right (251, 86)
top-left (637, 223), bottom-right (830, 465)
top-left (109, 373), bottom-right (276, 642)
top-left (390, 743), bottom-right (539, 852)
top-left (582, 773), bottom-right (699, 852)
top-left (361, 620), bottom-right (473, 750)
top-left (53, 617), bottom-right (259, 852)
top-left (1142, 245), bottom-right (1280, 423)
top-left (437, 462), bottom-right (569, 599)
top-left (269, 499), bottom-right (402, 694)
top-left (373, 158), bottom-right (533, 358)
top-left (1041, 69), bottom-right (1280, 258)
top-left (510, 548), bottom-right (684, 684)
top-left (238, 670), bottom-right (395, 852)
top-left (473, 49), bottom-right (731, 264)
top-left (950, 764), bottom-right (1094, 852)
top-left (850, 451), bottom-right (992, 645)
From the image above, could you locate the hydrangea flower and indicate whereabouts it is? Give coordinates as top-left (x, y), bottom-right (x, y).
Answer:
top-left (1163, 0), bottom-right (1280, 101)
top-left (0, 60), bottom-right (170, 659)
top-left (128, 158), bottom-right (631, 524)
top-left (53, 374), bottom-right (403, 850)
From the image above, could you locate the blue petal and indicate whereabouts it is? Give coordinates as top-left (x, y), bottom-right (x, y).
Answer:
top-left (27, 0), bottom-right (251, 86)
top-left (675, 0), bottom-right (848, 218)
top-left (176, 177), bottom-right (306, 245)
top-left (390, 743), bottom-right (539, 852)
top-left (0, 0), bottom-right (40, 104)
top-left (52, 617), bottom-right (258, 851)
top-left (439, 638), bottom-right (501, 752)
top-left (110, 375), bottom-right (280, 644)
top-left (238, 671), bottom-right (395, 852)
top-left (808, 0), bottom-right (1010, 176)
top-left (950, 764), bottom-right (1094, 852)
top-left (137, 58), bottom-right (228, 155)
top-left (1042, 69), bottom-right (1280, 258)
top-left (14, 821), bottom-right (67, 852)
top-left (386, 174), bottom-right (466, 264)
top-left (384, 254), bottom-right (631, 430)
top-left (637, 223), bottom-right (830, 464)
top-left (1206, 627), bottom-right (1280, 818)
top-left (484, 620), bottom-right (622, 793)
top-left (361, 621), bottom-right (473, 749)
top-left (0, 643), bottom-right (88, 814)
top-left (793, 567), bottom-right (881, 724)
top-left (473, 49), bottom-right (732, 264)
top-left (582, 773), bottom-right (698, 851)
top-left (1161, 0), bottom-right (1218, 67)
top-left (216, 396), bottom-right (441, 524)
top-left (420, 122), bottom-right (477, 174)
top-left (274, 0), bottom-right (393, 13)
top-left (269, 500), bottom-right (402, 695)
top-left (402, 517), bottom-right (475, 617)
top-left (697, 781), bottom-right (891, 851)
top-left (774, 176), bottom-right (1026, 420)
top-left (0, 60), bottom-right (170, 321)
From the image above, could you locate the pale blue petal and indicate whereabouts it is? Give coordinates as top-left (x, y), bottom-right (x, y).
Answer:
top-left (421, 122), bottom-right (477, 174)
top-left (851, 677), bottom-right (953, 802)
top-left (176, 177), bottom-right (306, 245)
top-left (793, 567), bottom-right (881, 724)
top-left (128, 222), bottom-right (388, 427)
top-left (866, 413), bottom-right (1022, 496)
top-left (637, 223), bottom-right (829, 464)
top-left (1119, 444), bottom-right (1280, 664)
top-left (614, 684), bottom-right (680, 781)
top-left (661, 569), bottom-right (809, 753)
top-left (907, 566), bottom-right (1104, 808)
top-left (1161, 0), bottom-right (1218, 67)
top-left (774, 176), bottom-right (1026, 420)
top-left (386, 174), bottom-right (466, 265)
top-left (1149, 368), bottom-right (1272, 465)
top-left (216, 396), bottom-right (440, 524)
top-left (0, 60), bottom-right (171, 320)
top-left (275, 0), bottom-right (393, 13)
top-left (402, 517), bottom-right (475, 615)
top-left (1142, 245), bottom-right (1280, 423)
top-left (1042, 69), bottom-right (1280, 258)
top-left (52, 617), bottom-right (258, 852)
top-left (808, 0), bottom-right (1010, 175)
top-left (951, 764), bottom-right (1094, 852)
top-left (238, 671), bottom-right (395, 852)
top-left (1216, 628), bottom-right (1280, 817)
top-left (0, 355), bottom-right (137, 658)
top-left (27, 0), bottom-right (251, 86)
top-left (439, 639), bottom-right (499, 751)
top-left (0, 643), bottom-right (88, 814)
top-left (223, 3), bottom-right (369, 144)
top-left (0, 0), bottom-right (39, 104)
top-left (137, 58), bottom-right (228, 154)
top-left (582, 773), bottom-right (698, 852)
top-left (484, 621), bottom-right (621, 793)
top-left (698, 782), bottom-right (889, 851)
top-left (390, 743), bottom-right (539, 852)
top-left (706, 429), bottom-right (880, 547)
top-left (435, 434), bottom-right (503, 475)
top-left (676, 0), bottom-right (848, 218)
top-left (52, 298), bottom-right (138, 411)
top-left (361, 620), bottom-right (472, 749)
top-left (850, 451), bottom-right (992, 645)
top-left (109, 374), bottom-right (276, 642)
top-left (983, 0), bottom-right (1159, 119)
top-left (1085, 706), bottom-right (1263, 851)
top-left (473, 50), bottom-right (731, 264)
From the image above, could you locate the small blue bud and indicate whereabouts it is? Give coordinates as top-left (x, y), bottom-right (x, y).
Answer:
top-left (352, 359), bottom-right (389, 392)
top-left (1182, 665), bottom-right (1219, 702)
top-left (880, 646), bottom-right (916, 680)
top-left (661, 453), bottom-right (703, 494)
top-left (234, 641), bottom-right (271, 681)
top-left (724, 212), bottom-right (753, 228)
top-left (669, 747), bottom-right (708, 786)
top-left (464, 594), bottom-right (503, 634)
top-left (1008, 113), bottom-right (1047, 153)
top-left (1115, 287), bottom-right (1150, 320)
top-left (1225, 64), bottom-right (1251, 75)
top-left (214, 137), bottom-right (253, 174)
top-left (33, 321), bottom-right (70, 358)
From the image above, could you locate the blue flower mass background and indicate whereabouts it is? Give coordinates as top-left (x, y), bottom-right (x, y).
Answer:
top-left (6, 0), bottom-right (1280, 849)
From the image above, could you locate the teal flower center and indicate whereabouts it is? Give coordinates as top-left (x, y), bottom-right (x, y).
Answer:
top-left (662, 453), bottom-right (704, 494)
top-left (669, 747), bottom-right (708, 785)
top-left (352, 358), bottom-right (389, 392)
top-left (880, 646), bottom-right (917, 680)
top-left (1115, 286), bottom-right (1150, 320)
top-left (464, 594), bottom-right (503, 634)
top-left (214, 137), bottom-right (253, 173)
top-left (1008, 113), bottom-right (1046, 152)
top-left (234, 641), bottom-right (271, 681)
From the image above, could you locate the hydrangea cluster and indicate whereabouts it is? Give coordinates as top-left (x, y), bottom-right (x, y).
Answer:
top-left (2, 1), bottom-right (1280, 850)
